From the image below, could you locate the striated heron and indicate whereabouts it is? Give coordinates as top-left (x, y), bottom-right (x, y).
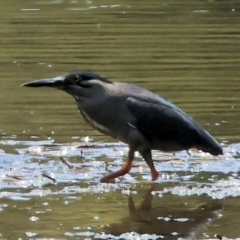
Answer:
top-left (22, 72), bottom-right (223, 182)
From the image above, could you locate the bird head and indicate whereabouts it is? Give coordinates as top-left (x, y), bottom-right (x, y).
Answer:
top-left (22, 72), bottom-right (112, 100)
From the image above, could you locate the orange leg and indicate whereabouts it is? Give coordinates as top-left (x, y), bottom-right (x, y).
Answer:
top-left (150, 167), bottom-right (159, 181)
top-left (100, 150), bottom-right (134, 183)
top-left (139, 149), bottom-right (159, 181)
top-left (60, 157), bottom-right (76, 169)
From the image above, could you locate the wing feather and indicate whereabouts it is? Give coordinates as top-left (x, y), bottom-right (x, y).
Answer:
top-left (126, 97), bottom-right (207, 149)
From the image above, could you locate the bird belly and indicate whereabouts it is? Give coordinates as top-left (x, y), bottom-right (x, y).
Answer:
top-left (80, 110), bottom-right (118, 139)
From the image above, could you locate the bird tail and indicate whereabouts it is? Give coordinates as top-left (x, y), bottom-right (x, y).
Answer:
top-left (197, 128), bottom-right (223, 156)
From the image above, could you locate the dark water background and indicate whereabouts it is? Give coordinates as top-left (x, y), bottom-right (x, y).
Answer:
top-left (0, 0), bottom-right (240, 239)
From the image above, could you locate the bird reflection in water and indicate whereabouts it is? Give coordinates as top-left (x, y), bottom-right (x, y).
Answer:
top-left (102, 184), bottom-right (222, 239)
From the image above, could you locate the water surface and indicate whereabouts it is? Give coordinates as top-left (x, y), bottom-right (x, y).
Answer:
top-left (0, 0), bottom-right (240, 239)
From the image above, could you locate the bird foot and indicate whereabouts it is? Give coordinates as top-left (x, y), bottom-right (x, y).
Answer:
top-left (151, 169), bottom-right (159, 181)
top-left (60, 157), bottom-right (77, 169)
top-left (100, 177), bottom-right (116, 183)
top-left (59, 157), bottom-right (87, 172)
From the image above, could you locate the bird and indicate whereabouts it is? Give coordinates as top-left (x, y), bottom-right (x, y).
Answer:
top-left (22, 72), bottom-right (223, 182)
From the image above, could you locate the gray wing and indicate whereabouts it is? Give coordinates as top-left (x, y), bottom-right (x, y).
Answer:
top-left (126, 97), bottom-right (216, 151)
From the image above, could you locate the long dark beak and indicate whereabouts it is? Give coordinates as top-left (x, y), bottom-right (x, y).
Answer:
top-left (21, 76), bottom-right (65, 89)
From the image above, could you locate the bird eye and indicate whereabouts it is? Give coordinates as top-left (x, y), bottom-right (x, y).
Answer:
top-left (74, 75), bottom-right (81, 83)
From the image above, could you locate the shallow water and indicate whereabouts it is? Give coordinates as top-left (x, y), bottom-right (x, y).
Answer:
top-left (1, 0), bottom-right (240, 239)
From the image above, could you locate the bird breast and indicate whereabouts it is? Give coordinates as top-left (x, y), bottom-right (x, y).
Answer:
top-left (79, 108), bottom-right (120, 140)
top-left (77, 95), bottom-right (135, 142)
